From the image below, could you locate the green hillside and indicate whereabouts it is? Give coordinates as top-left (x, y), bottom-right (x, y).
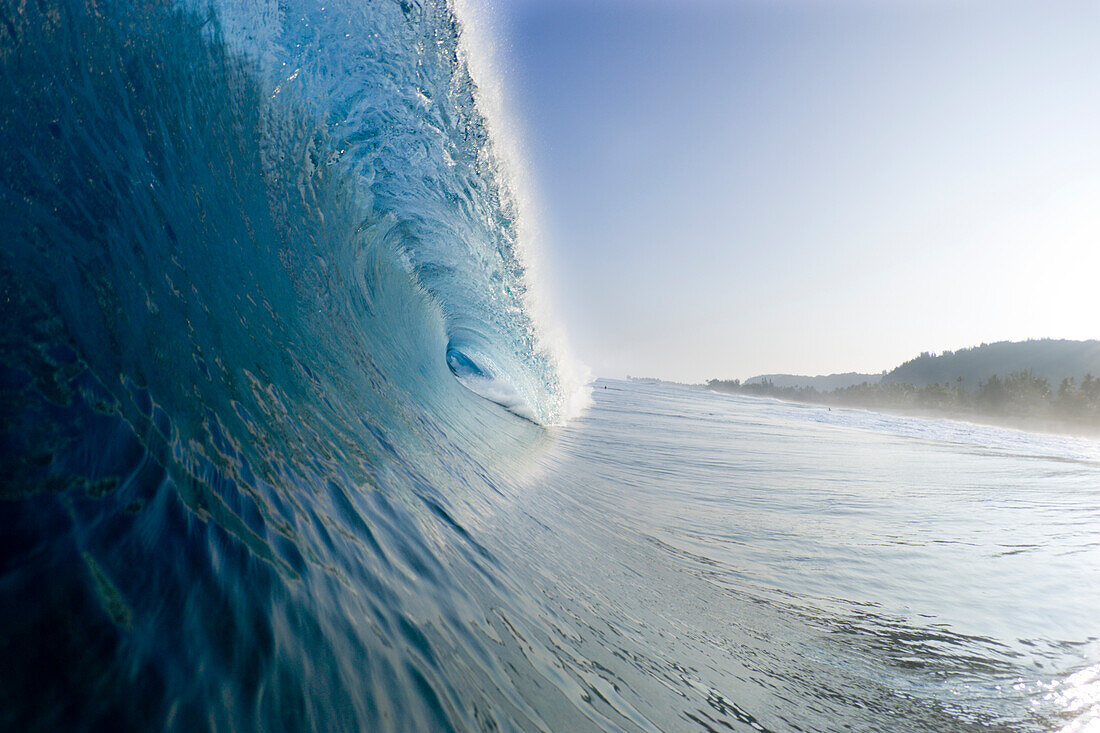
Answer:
top-left (884, 339), bottom-right (1100, 390)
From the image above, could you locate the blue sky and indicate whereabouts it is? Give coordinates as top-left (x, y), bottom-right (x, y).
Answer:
top-left (487, 0), bottom-right (1100, 382)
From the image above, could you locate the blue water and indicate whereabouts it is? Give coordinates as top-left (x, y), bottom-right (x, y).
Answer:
top-left (2, 0), bottom-right (1099, 730)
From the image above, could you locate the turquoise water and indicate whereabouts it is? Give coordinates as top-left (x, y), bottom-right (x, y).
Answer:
top-left (2, 0), bottom-right (1098, 730)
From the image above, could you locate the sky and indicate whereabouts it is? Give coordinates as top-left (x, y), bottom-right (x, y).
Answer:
top-left (486, 0), bottom-right (1100, 382)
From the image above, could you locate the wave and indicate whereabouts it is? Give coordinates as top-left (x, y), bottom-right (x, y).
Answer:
top-left (0, 0), bottom-right (588, 729)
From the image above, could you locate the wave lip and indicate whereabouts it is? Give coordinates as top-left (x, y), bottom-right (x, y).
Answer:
top-left (449, 0), bottom-right (591, 424)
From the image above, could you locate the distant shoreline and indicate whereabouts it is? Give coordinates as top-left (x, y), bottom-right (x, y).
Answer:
top-left (711, 387), bottom-right (1100, 442)
top-left (696, 339), bottom-right (1100, 442)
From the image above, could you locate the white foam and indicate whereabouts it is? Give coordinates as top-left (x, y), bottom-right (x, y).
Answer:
top-left (453, 372), bottom-right (540, 423)
top-left (450, 0), bottom-right (592, 424)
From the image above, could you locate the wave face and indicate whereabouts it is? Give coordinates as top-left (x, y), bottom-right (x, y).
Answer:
top-left (0, 0), bottom-right (581, 729)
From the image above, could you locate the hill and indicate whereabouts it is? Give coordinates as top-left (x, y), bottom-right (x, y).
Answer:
top-left (744, 372), bottom-right (881, 391)
top-left (883, 339), bottom-right (1100, 390)
top-left (707, 339), bottom-right (1100, 436)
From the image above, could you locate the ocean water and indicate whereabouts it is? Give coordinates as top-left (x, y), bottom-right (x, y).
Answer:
top-left (2, 0), bottom-right (1099, 731)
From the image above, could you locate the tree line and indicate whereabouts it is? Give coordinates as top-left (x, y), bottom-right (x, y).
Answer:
top-left (706, 372), bottom-right (1100, 425)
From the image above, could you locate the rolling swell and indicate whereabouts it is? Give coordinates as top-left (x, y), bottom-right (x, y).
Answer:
top-left (0, 0), bottom-right (577, 730)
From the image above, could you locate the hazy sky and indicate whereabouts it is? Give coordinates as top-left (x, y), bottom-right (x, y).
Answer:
top-left (489, 0), bottom-right (1100, 382)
